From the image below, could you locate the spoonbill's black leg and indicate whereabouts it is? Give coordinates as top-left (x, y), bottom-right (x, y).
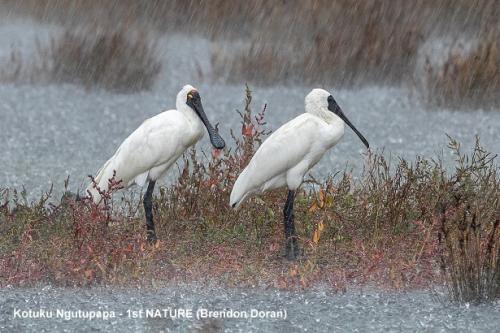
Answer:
top-left (283, 190), bottom-right (300, 260)
top-left (143, 180), bottom-right (157, 243)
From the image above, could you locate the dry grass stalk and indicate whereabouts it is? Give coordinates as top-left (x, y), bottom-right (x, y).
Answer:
top-left (49, 28), bottom-right (161, 92)
top-left (3, 0), bottom-right (500, 107)
top-left (437, 138), bottom-right (500, 303)
top-left (422, 34), bottom-right (500, 109)
top-left (0, 88), bottom-right (498, 300)
top-left (211, 1), bottom-right (424, 87)
top-left (0, 27), bottom-right (161, 92)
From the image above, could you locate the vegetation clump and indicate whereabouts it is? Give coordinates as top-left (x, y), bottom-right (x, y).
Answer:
top-left (211, 1), bottom-right (423, 87)
top-left (0, 27), bottom-right (161, 93)
top-left (422, 34), bottom-right (500, 109)
top-left (437, 138), bottom-right (500, 303)
top-left (0, 87), bottom-right (498, 303)
top-left (2, 0), bottom-right (499, 108)
top-left (49, 28), bottom-right (161, 92)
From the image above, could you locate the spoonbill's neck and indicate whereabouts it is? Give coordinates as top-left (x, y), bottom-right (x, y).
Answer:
top-left (178, 104), bottom-right (205, 139)
top-left (306, 105), bottom-right (343, 125)
top-left (177, 102), bottom-right (196, 119)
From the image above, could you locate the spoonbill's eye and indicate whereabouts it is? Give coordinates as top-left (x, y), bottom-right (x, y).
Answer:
top-left (187, 93), bottom-right (193, 99)
top-left (327, 95), bottom-right (334, 103)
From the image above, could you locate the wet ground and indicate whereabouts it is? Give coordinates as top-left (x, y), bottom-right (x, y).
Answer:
top-left (1, 285), bottom-right (500, 332)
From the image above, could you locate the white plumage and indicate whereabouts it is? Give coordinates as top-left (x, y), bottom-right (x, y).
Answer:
top-left (230, 112), bottom-right (344, 207)
top-left (87, 84), bottom-right (225, 241)
top-left (232, 89), bottom-right (352, 207)
top-left (230, 88), bottom-right (368, 259)
top-left (88, 85), bottom-right (218, 201)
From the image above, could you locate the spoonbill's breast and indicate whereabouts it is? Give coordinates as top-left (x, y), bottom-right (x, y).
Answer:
top-left (230, 113), bottom-right (344, 207)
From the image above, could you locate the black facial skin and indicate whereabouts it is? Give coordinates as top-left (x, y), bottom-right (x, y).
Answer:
top-left (327, 95), bottom-right (369, 149)
top-left (186, 91), bottom-right (226, 149)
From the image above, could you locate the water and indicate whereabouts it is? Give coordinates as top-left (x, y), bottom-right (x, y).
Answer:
top-left (1, 21), bottom-right (499, 200)
top-left (1, 19), bottom-right (500, 332)
top-left (1, 285), bottom-right (499, 332)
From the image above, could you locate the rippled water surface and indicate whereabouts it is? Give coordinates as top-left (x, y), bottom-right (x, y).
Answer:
top-left (1, 21), bottom-right (500, 199)
top-left (1, 286), bottom-right (500, 332)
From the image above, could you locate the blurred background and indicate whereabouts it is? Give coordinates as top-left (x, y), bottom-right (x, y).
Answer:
top-left (0, 0), bottom-right (499, 195)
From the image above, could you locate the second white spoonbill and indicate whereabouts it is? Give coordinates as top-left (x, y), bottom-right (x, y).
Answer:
top-left (87, 84), bottom-right (225, 242)
top-left (230, 89), bottom-right (369, 260)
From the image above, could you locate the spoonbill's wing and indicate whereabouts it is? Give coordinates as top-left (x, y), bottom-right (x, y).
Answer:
top-left (88, 110), bottom-right (191, 198)
top-left (231, 113), bottom-right (323, 207)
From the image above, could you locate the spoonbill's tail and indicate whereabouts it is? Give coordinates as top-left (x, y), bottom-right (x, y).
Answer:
top-left (86, 156), bottom-right (115, 203)
top-left (230, 168), bottom-right (250, 209)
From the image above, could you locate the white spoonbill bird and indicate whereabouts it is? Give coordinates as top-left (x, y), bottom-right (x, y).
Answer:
top-left (87, 84), bottom-right (225, 242)
top-left (230, 89), bottom-right (369, 259)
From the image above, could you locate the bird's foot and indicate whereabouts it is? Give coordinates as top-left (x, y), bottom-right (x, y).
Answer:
top-left (146, 232), bottom-right (158, 244)
top-left (283, 239), bottom-right (301, 261)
